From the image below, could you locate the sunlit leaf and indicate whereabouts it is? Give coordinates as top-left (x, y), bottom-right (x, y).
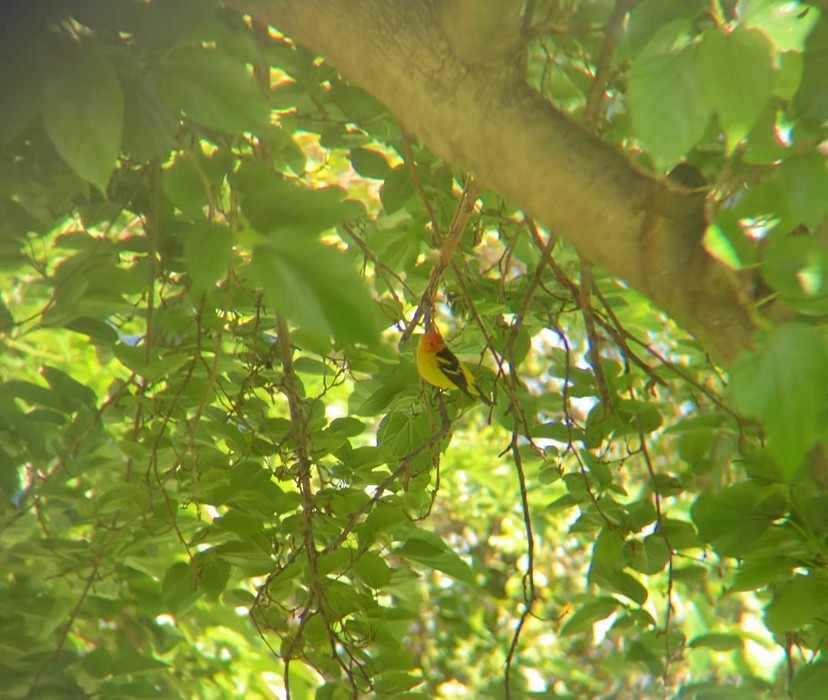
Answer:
top-left (699, 27), bottom-right (776, 148)
top-left (560, 597), bottom-right (619, 636)
top-left (250, 236), bottom-right (381, 344)
top-left (731, 323), bottom-right (828, 476)
top-left (629, 22), bottom-right (711, 167)
top-left (742, 0), bottom-right (820, 52)
top-left (688, 633), bottom-right (743, 651)
top-left (397, 532), bottom-right (475, 585)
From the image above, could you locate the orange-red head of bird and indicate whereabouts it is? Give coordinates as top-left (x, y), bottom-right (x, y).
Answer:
top-left (419, 330), bottom-right (445, 353)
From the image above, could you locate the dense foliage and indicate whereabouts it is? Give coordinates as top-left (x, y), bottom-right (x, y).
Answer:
top-left (0, 1), bottom-right (826, 698)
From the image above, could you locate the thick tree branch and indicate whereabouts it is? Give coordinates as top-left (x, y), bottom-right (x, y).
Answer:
top-left (229, 0), bottom-right (754, 364)
top-left (440, 0), bottom-right (527, 66)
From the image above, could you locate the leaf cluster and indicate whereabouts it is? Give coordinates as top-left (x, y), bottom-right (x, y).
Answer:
top-left (0, 1), bottom-right (826, 699)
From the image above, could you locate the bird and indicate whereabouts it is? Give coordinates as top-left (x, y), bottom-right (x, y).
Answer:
top-left (416, 329), bottom-right (492, 405)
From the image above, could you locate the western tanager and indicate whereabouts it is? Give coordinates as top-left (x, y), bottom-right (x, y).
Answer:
top-left (416, 330), bottom-right (492, 405)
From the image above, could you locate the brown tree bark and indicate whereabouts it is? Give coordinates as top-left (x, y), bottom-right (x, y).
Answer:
top-left (227, 0), bottom-right (755, 364)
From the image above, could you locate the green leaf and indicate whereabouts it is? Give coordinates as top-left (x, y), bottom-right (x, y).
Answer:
top-left (732, 552), bottom-right (795, 592)
top-left (592, 568), bottom-right (648, 605)
top-left (353, 551), bottom-right (392, 589)
top-left (731, 323), bottom-right (828, 476)
top-left (64, 316), bottom-right (119, 346)
top-left (676, 683), bottom-right (769, 699)
top-left (163, 155), bottom-right (208, 219)
top-left (82, 648), bottom-right (115, 679)
top-left (95, 484), bottom-right (151, 516)
top-left (329, 83), bottom-right (387, 122)
top-left (625, 535), bottom-right (670, 575)
top-left (688, 633), bottom-right (743, 651)
top-left (359, 504), bottom-right (409, 545)
top-left (162, 561), bottom-right (202, 614)
top-left (250, 237), bottom-right (380, 344)
top-left (373, 672), bottom-right (421, 695)
top-left (147, 47), bottom-right (268, 133)
top-left (44, 48), bottom-right (123, 192)
top-left (212, 540), bottom-right (274, 576)
top-left (560, 597), bottom-right (619, 636)
top-left (121, 76), bottom-right (179, 162)
top-left (233, 162), bottom-right (363, 235)
top-left (222, 589), bottom-right (256, 607)
top-left (294, 357), bottom-right (333, 377)
top-left (590, 527), bottom-right (625, 569)
top-left (539, 461), bottom-right (562, 485)
top-left (618, 399), bottom-right (663, 433)
top-left (703, 223), bottom-right (744, 270)
top-left (0, 299), bottom-right (13, 332)
top-left (761, 234), bottom-right (828, 315)
top-left (795, 22), bottom-right (828, 122)
top-left (775, 154), bottom-right (828, 228)
top-left (699, 27), bottom-right (776, 148)
top-left (82, 648), bottom-right (169, 678)
top-left (262, 124), bottom-right (307, 175)
top-left (350, 364), bottom-right (415, 416)
top-left (660, 518), bottom-right (701, 550)
top-left (626, 633), bottom-right (663, 676)
top-left (366, 222), bottom-right (422, 279)
top-left (793, 661), bottom-right (828, 700)
top-left (376, 411), bottom-right (433, 459)
top-left (41, 366), bottom-right (97, 410)
top-left (775, 51), bottom-right (804, 101)
top-left (0, 447), bottom-right (21, 496)
top-left (629, 22), bottom-right (712, 167)
top-left (618, 0), bottom-right (707, 60)
top-left (2, 380), bottom-right (65, 412)
top-left (676, 426), bottom-right (715, 464)
top-left (691, 482), bottom-right (789, 557)
top-left (194, 550), bottom-right (232, 599)
top-left (349, 147), bottom-right (392, 180)
top-left (742, 0), bottom-right (820, 52)
top-left (741, 103), bottom-right (791, 165)
top-left (380, 166), bottom-right (415, 213)
top-left (397, 531), bottom-right (475, 585)
top-left (113, 345), bottom-right (191, 383)
top-left (589, 529), bottom-right (648, 604)
top-left (0, 43), bottom-right (47, 147)
top-left (584, 452), bottom-right (613, 489)
top-left (532, 420), bottom-right (572, 442)
top-left (180, 222), bottom-right (233, 290)
top-left (326, 417), bottom-right (366, 439)
top-left (765, 574), bottom-right (828, 633)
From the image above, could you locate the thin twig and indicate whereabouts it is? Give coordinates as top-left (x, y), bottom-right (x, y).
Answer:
top-left (402, 177), bottom-right (482, 341)
top-left (637, 420), bottom-right (675, 690)
top-left (580, 261), bottom-right (613, 417)
top-left (504, 219), bottom-right (556, 361)
top-left (399, 126), bottom-right (440, 233)
top-left (340, 221), bottom-right (413, 327)
top-left (504, 434), bottom-right (537, 700)
top-left (583, 0), bottom-right (632, 131)
top-left (590, 283), bottom-right (668, 388)
top-left (25, 548), bottom-right (105, 699)
top-left (274, 314), bottom-right (322, 598)
top-left (321, 398), bottom-right (453, 555)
